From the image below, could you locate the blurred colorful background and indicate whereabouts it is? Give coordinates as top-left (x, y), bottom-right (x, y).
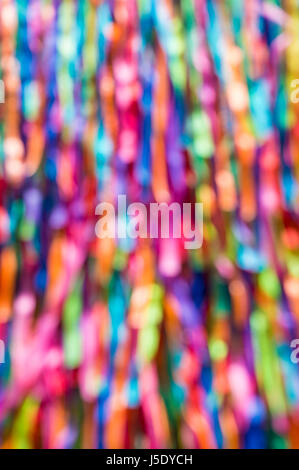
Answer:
top-left (1, 0), bottom-right (299, 449)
